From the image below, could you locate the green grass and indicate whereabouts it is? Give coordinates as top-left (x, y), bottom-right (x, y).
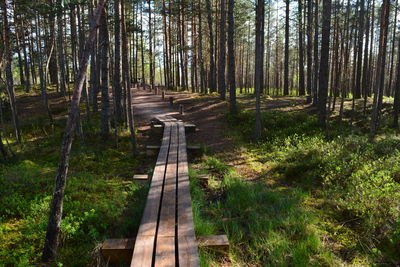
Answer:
top-left (0, 112), bottom-right (146, 266)
top-left (190, 108), bottom-right (400, 266)
top-left (190, 158), bottom-right (337, 266)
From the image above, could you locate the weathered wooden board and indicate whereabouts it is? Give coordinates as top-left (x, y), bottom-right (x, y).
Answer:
top-left (130, 119), bottom-right (172, 267)
top-left (177, 122), bottom-right (200, 267)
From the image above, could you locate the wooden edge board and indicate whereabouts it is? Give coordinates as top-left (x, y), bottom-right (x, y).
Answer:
top-left (177, 122), bottom-right (200, 266)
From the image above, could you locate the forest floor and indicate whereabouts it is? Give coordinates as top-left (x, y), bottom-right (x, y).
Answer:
top-left (1, 86), bottom-right (399, 266)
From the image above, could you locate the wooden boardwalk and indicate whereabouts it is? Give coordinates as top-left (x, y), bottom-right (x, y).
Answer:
top-left (130, 116), bottom-right (200, 267)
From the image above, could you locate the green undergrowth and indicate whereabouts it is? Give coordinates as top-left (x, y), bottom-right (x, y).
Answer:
top-left (190, 158), bottom-right (337, 266)
top-left (0, 114), bottom-right (146, 266)
top-left (220, 110), bottom-right (400, 265)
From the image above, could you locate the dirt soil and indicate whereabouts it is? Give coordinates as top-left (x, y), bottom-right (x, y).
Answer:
top-left (132, 88), bottom-right (234, 153)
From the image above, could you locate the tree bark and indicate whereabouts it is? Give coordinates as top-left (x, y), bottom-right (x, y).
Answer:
top-left (218, 0), bottom-right (227, 100)
top-left (114, 0), bottom-right (123, 123)
top-left (228, 0), bottom-right (236, 113)
top-left (317, 0), bottom-right (332, 126)
top-left (354, 0), bottom-right (365, 99)
top-left (284, 0), bottom-right (290, 96)
top-left (1, 0), bottom-right (21, 144)
top-left (57, 1), bottom-right (67, 96)
top-left (298, 0), bottom-right (306, 96)
top-left (206, 0), bottom-right (216, 93)
top-left (370, 0), bottom-right (390, 136)
top-left (41, 0), bottom-right (107, 262)
top-left (100, 5), bottom-right (110, 136)
top-left (313, 0), bottom-right (319, 105)
top-left (255, 0), bottom-right (264, 139)
top-left (121, 0), bottom-right (137, 155)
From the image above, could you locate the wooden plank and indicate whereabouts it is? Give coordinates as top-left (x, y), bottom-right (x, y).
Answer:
top-left (130, 236), bottom-right (153, 266)
top-left (131, 120), bottom-right (172, 267)
top-left (155, 124), bottom-right (178, 264)
top-left (154, 236), bottom-right (176, 267)
top-left (178, 236), bottom-right (200, 267)
top-left (177, 122), bottom-right (200, 267)
top-left (197, 235), bottom-right (229, 249)
top-left (133, 174), bottom-right (149, 181)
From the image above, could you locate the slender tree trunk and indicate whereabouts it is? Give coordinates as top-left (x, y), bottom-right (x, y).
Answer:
top-left (114, 0), bottom-right (123, 123)
top-left (298, 0), bottom-right (306, 96)
top-left (218, 0), bottom-right (227, 100)
top-left (362, 0), bottom-right (371, 110)
top-left (121, 0), bottom-right (137, 155)
top-left (313, 0), bottom-right (319, 105)
top-left (35, 15), bottom-right (53, 124)
top-left (206, 0), bottom-right (216, 93)
top-left (354, 0), bottom-right (365, 99)
top-left (21, 19), bottom-right (31, 93)
top-left (393, 28), bottom-right (400, 128)
top-left (370, 0), bottom-right (390, 136)
top-left (1, 0), bottom-right (21, 143)
top-left (57, 1), bottom-right (67, 96)
top-left (148, 0), bottom-right (155, 92)
top-left (306, 0), bottom-right (313, 102)
top-left (198, 0), bottom-right (206, 94)
top-left (228, 0), bottom-right (236, 113)
top-left (41, 1), bottom-right (107, 262)
top-left (284, 0), bottom-right (290, 96)
top-left (317, 0), bottom-right (332, 126)
top-left (388, 0), bottom-right (398, 96)
top-left (100, 5), bottom-right (110, 136)
top-left (140, 5), bottom-right (146, 85)
top-left (255, 0), bottom-right (265, 139)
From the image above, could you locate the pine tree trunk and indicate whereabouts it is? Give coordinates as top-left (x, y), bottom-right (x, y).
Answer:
top-left (228, 0), bottom-right (236, 113)
top-left (354, 0), bottom-right (365, 99)
top-left (57, 1), bottom-right (67, 96)
top-left (255, 0), bottom-right (264, 139)
top-left (393, 28), bottom-right (400, 128)
top-left (114, 0), bottom-right (123, 123)
top-left (284, 0), bottom-right (290, 96)
top-left (148, 0), bottom-right (155, 92)
top-left (41, 1), bottom-right (107, 262)
top-left (1, 0), bottom-right (21, 143)
top-left (370, 0), bottom-right (390, 136)
top-left (100, 5), bottom-right (110, 136)
top-left (121, 0), bottom-right (137, 155)
top-left (317, 0), bottom-right (332, 126)
top-left (206, 0), bottom-right (216, 93)
top-left (298, 0), bottom-right (306, 96)
top-left (218, 0), bottom-right (226, 100)
top-left (313, 0), bottom-right (319, 105)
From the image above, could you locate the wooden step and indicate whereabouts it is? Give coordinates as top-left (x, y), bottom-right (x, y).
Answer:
top-left (133, 174), bottom-right (149, 184)
top-left (101, 235), bottom-right (228, 263)
top-left (101, 238), bottom-right (135, 263)
top-left (197, 235), bottom-right (229, 250)
top-left (150, 123), bottom-right (197, 134)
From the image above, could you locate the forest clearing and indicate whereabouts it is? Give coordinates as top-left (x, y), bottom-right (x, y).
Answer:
top-left (1, 0), bottom-right (400, 266)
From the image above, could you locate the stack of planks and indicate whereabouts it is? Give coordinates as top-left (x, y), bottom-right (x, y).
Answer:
top-left (131, 116), bottom-right (199, 266)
